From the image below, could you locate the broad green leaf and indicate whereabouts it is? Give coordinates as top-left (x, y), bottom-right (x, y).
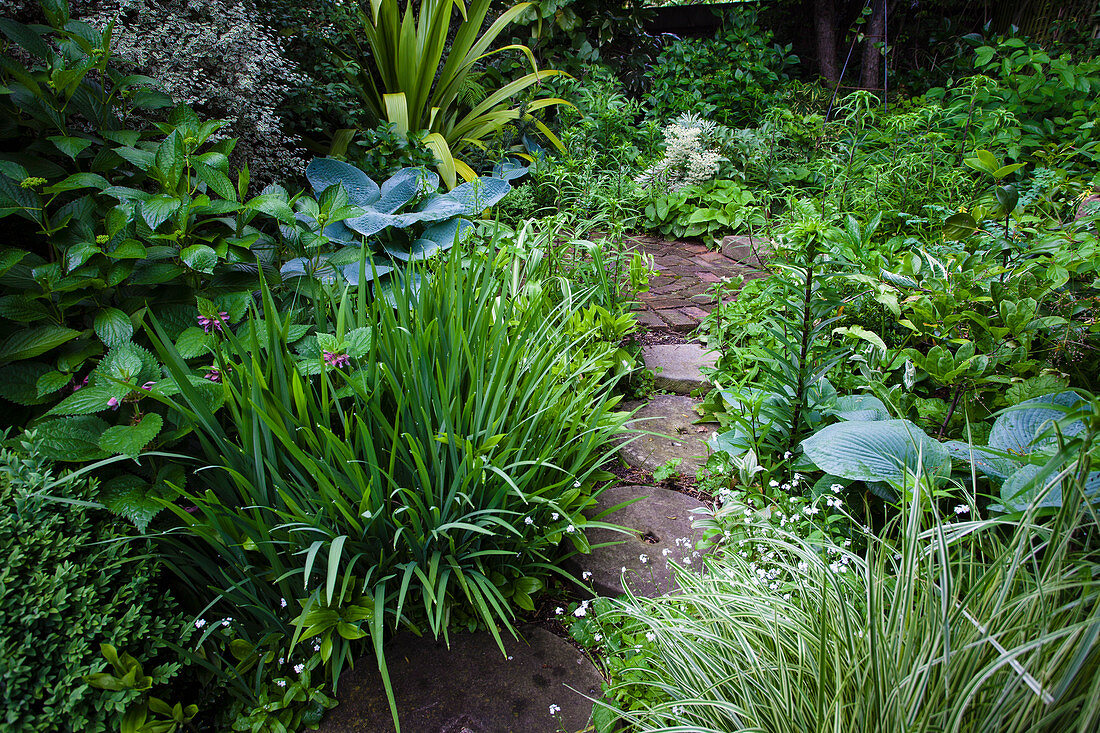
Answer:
top-left (99, 412), bottom-right (163, 458)
top-left (180, 244), bottom-right (218, 273)
top-left (33, 415), bottom-right (111, 462)
top-left (140, 195), bottom-right (181, 229)
top-left (801, 419), bottom-right (952, 491)
top-left (988, 391), bottom-right (1084, 454)
top-left (174, 327), bottom-right (215, 358)
top-left (35, 369), bottom-right (71, 398)
top-left (94, 307), bottom-right (134, 347)
top-left (0, 325), bottom-right (81, 361)
top-left (101, 474), bottom-right (167, 531)
top-left (1006, 375), bottom-right (1068, 405)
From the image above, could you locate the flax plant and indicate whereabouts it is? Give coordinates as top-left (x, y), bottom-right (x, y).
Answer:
top-left (601, 460), bottom-right (1100, 732)
top-left (149, 250), bottom-right (628, 730)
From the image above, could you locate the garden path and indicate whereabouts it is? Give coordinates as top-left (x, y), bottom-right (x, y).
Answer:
top-left (628, 234), bottom-right (771, 331)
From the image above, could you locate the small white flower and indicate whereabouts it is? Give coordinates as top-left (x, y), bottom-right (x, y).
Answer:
top-left (769, 479), bottom-right (779, 488)
top-left (797, 561), bottom-right (808, 572)
top-left (194, 619), bottom-right (206, 629)
top-left (645, 632), bottom-right (656, 642)
top-left (507, 655), bottom-right (514, 661)
top-left (566, 525), bottom-right (576, 534)
top-left (639, 554), bottom-right (649, 564)
top-left (276, 679), bottom-right (286, 687)
top-left (582, 571), bottom-right (593, 580)
top-left (573, 481), bottom-right (581, 488)
top-left (554, 606), bottom-right (564, 615)
top-left (551, 512), bottom-right (560, 521)
top-left (830, 483), bottom-right (843, 493)
top-left (621, 566), bottom-right (628, 573)
top-left (593, 633), bottom-right (603, 642)
top-left (549, 704), bottom-right (561, 715)
top-left (525, 516), bottom-right (534, 525)
top-left (574, 606), bottom-right (587, 617)
top-left (783, 451), bottom-right (792, 460)
top-left (280, 598), bottom-right (287, 608)
top-left (220, 619), bottom-right (231, 627)
top-left (662, 548), bottom-right (671, 556)
top-left (954, 504), bottom-right (970, 515)
top-left (293, 663), bottom-right (304, 674)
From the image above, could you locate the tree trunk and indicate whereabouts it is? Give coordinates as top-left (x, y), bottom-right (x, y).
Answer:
top-left (814, 0), bottom-right (839, 84)
top-left (860, 0), bottom-right (887, 90)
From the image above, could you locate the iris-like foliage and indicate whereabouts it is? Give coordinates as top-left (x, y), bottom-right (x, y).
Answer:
top-left (150, 250), bottom-right (627, 729)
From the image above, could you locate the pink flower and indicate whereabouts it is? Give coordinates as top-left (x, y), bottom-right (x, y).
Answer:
top-left (71, 376), bottom-right (88, 392)
top-left (204, 368), bottom-right (222, 382)
top-left (322, 351), bottom-right (351, 369)
top-left (197, 311), bottom-right (230, 334)
top-left (107, 397), bottom-right (120, 410)
top-left (141, 381), bottom-right (155, 391)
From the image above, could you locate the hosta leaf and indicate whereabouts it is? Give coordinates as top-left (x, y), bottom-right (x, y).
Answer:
top-left (99, 412), bottom-right (163, 458)
top-left (446, 177), bottom-right (511, 214)
top-left (32, 415), bottom-right (110, 462)
top-left (306, 158), bottom-right (380, 207)
top-left (801, 419), bottom-right (952, 490)
top-left (988, 391), bottom-right (1084, 454)
top-left (831, 394), bottom-right (890, 421)
top-left (376, 167), bottom-right (430, 214)
top-left (101, 474), bottom-right (166, 532)
top-left (0, 325), bottom-right (81, 361)
top-left (94, 307), bottom-right (134, 347)
top-left (492, 157), bottom-right (527, 181)
top-left (943, 441), bottom-right (1020, 481)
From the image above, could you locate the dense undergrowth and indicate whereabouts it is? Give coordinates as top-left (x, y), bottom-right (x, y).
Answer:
top-left (0, 0), bottom-right (1098, 730)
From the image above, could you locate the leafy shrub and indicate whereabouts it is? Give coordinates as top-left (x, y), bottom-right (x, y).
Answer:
top-left (645, 7), bottom-right (797, 128)
top-left (79, 0), bottom-right (306, 182)
top-left (0, 434), bottom-right (190, 732)
top-left (149, 249), bottom-right (629, 725)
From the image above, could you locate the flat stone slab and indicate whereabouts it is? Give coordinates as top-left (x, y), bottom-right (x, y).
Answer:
top-left (574, 485), bottom-right (709, 598)
top-left (319, 626), bottom-right (600, 733)
top-left (720, 235), bottom-right (772, 268)
top-left (619, 395), bottom-right (716, 477)
top-left (642, 342), bottom-right (718, 395)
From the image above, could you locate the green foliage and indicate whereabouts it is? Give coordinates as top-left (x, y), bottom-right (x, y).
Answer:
top-left (596, 475), bottom-right (1100, 732)
top-left (0, 434), bottom-right (190, 732)
top-left (645, 8), bottom-right (798, 127)
top-left (642, 179), bottom-right (761, 241)
top-left (333, 0), bottom-right (569, 187)
top-left (148, 250), bottom-right (628, 729)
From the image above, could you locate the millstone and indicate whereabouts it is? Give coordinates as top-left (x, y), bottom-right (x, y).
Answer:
top-left (619, 395), bottom-right (716, 477)
top-left (318, 626), bottom-right (601, 733)
top-left (573, 484), bottom-right (710, 598)
top-left (641, 342), bottom-right (718, 395)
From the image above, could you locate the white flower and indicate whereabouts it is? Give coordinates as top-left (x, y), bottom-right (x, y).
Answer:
top-left (797, 561), bottom-right (808, 572)
top-left (194, 619), bottom-right (206, 629)
top-left (551, 512), bottom-right (560, 521)
top-left (830, 483), bottom-right (843, 493)
top-left (573, 481), bottom-right (581, 488)
top-left (276, 679), bottom-right (286, 687)
top-left (783, 451), bottom-right (792, 460)
top-left (582, 571), bottom-right (593, 580)
top-left (574, 605), bottom-right (587, 618)
top-left (549, 704), bottom-right (561, 715)
top-left (293, 663), bottom-right (304, 674)
top-left (954, 504), bottom-right (970, 515)
top-left (524, 516), bottom-right (534, 525)
top-left (662, 548), bottom-right (671, 556)
top-left (645, 632), bottom-right (656, 642)
top-left (280, 598), bottom-right (287, 608)
top-left (554, 606), bottom-right (564, 615)
top-left (803, 506), bottom-right (820, 515)
top-left (593, 633), bottom-right (603, 642)
top-left (639, 554), bottom-right (649, 564)
top-left (769, 479), bottom-right (779, 488)
top-left (220, 619), bottom-right (231, 627)
top-left (566, 525), bottom-right (576, 534)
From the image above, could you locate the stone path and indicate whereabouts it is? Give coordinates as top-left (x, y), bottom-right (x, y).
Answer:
top-left (629, 234), bottom-right (770, 332)
top-left (619, 394), bottom-right (718, 478)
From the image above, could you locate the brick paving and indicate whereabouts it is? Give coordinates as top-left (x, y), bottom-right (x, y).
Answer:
top-left (626, 234), bottom-right (770, 332)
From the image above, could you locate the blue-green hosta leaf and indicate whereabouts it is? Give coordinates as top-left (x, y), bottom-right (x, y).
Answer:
top-left (101, 474), bottom-right (166, 532)
top-left (492, 158), bottom-right (528, 181)
top-left (94, 307), bottom-right (133, 347)
top-left (306, 158), bottom-right (380, 207)
top-left (376, 167), bottom-right (435, 214)
top-left (99, 412), bottom-right (163, 458)
top-left (32, 415), bottom-right (111, 462)
top-left (344, 195), bottom-right (464, 237)
top-left (801, 419), bottom-right (952, 490)
top-left (0, 325), bottom-right (81, 361)
top-left (447, 177), bottom-right (511, 214)
top-left (375, 273), bottom-right (422, 308)
top-left (340, 261), bottom-right (392, 285)
top-left (943, 441), bottom-right (1020, 481)
top-left (988, 391), bottom-right (1084, 454)
top-left (831, 394), bottom-right (890, 421)
top-left (995, 464), bottom-right (1100, 513)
